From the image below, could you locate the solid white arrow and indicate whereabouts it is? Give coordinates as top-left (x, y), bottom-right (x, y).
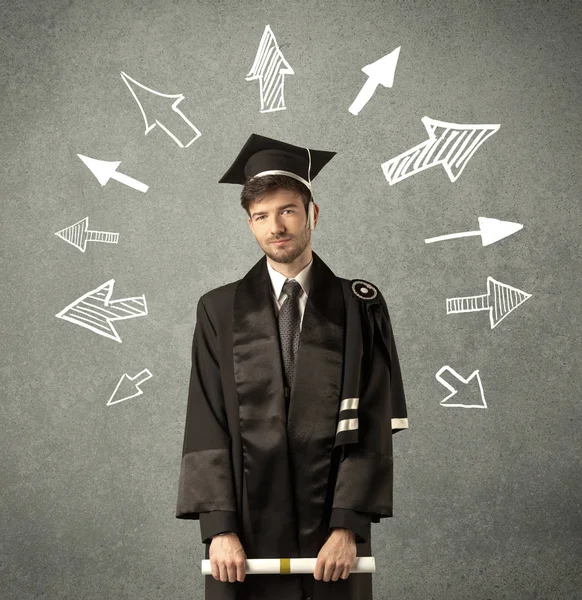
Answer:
top-left (77, 154), bottom-right (149, 193)
top-left (425, 217), bottom-right (523, 246)
top-left (349, 46), bottom-right (401, 115)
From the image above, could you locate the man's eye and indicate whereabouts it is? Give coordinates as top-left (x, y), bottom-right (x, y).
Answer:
top-left (257, 210), bottom-right (293, 221)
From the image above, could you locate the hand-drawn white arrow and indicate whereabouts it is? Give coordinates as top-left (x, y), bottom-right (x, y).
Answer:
top-left (120, 71), bottom-right (202, 147)
top-left (107, 368), bottom-right (153, 406)
top-left (77, 154), bottom-right (149, 193)
top-left (425, 217), bottom-right (523, 246)
top-left (381, 116), bottom-right (500, 184)
top-left (55, 279), bottom-right (147, 343)
top-left (246, 24), bottom-right (294, 113)
top-left (447, 276), bottom-right (531, 329)
top-left (435, 366), bottom-right (487, 408)
top-left (55, 216), bottom-right (119, 252)
top-left (349, 46), bottom-right (400, 115)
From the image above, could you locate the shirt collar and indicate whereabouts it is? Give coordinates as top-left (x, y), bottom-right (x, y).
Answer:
top-left (267, 256), bottom-right (313, 301)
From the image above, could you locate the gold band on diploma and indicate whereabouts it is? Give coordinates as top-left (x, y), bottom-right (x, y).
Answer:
top-left (279, 558), bottom-right (291, 574)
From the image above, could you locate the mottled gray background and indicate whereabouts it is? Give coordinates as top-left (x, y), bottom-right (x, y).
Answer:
top-left (1, 0), bottom-right (580, 598)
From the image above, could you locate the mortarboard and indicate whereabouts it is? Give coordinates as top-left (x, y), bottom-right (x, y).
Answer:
top-left (218, 133), bottom-right (336, 230)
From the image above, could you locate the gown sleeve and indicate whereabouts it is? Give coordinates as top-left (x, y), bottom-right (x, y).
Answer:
top-left (175, 296), bottom-right (239, 543)
top-left (329, 508), bottom-right (372, 543)
top-left (331, 290), bottom-right (408, 521)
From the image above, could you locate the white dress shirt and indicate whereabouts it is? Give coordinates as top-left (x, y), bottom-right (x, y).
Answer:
top-left (266, 257), bottom-right (314, 331)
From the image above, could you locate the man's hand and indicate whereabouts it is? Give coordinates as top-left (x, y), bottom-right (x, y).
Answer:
top-left (314, 528), bottom-right (357, 582)
top-left (209, 533), bottom-right (247, 583)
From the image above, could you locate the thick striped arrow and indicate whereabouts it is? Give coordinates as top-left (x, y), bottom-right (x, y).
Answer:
top-left (55, 279), bottom-right (147, 343)
top-left (246, 24), bottom-right (294, 113)
top-left (446, 276), bottom-right (531, 329)
top-left (382, 116), bottom-right (500, 184)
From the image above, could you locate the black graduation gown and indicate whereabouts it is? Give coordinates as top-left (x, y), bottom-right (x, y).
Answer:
top-left (176, 250), bottom-right (408, 600)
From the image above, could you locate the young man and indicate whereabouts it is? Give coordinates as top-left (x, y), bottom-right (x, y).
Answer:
top-left (176, 133), bottom-right (408, 600)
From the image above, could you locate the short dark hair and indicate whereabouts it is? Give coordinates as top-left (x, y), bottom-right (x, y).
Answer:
top-left (240, 175), bottom-right (311, 219)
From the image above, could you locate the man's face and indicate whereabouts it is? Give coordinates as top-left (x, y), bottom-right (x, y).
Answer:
top-left (247, 188), bottom-right (316, 265)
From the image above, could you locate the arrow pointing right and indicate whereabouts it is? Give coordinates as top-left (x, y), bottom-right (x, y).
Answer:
top-left (446, 276), bottom-right (531, 329)
top-left (425, 217), bottom-right (523, 246)
top-left (381, 117), bottom-right (500, 184)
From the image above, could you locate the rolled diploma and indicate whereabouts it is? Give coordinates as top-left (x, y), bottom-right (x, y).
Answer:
top-left (202, 556), bottom-right (375, 575)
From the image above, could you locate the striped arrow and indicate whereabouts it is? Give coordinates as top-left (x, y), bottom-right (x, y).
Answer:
top-left (382, 116), bottom-right (500, 184)
top-left (56, 279), bottom-right (147, 343)
top-left (446, 276), bottom-right (531, 329)
top-left (55, 216), bottom-right (119, 252)
top-left (246, 24), bottom-right (294, 113)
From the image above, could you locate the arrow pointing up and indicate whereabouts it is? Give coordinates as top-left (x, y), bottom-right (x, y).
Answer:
top-left (120, 71), bottom-right (202, 147)
top-left (349, 46), bottom-right (401, 115)
top-left (246, 24), bottom-right (294, 113)
top-left (77, 154), bottom-right (149, 192)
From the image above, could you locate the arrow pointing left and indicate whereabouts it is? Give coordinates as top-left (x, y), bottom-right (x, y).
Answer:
top-left (77, 154), bottom-right (149, 192)
top-left (56, 279), bottom-right (147, 343)
top-left (55, 216), bottom-right (119, 252)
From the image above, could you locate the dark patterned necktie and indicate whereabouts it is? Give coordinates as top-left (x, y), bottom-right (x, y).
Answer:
top-left (277, 279), bottom-right (302, 402)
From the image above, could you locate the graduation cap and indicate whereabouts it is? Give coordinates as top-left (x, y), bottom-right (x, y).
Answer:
top-left (218, 133), bottom-right (336, 230)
